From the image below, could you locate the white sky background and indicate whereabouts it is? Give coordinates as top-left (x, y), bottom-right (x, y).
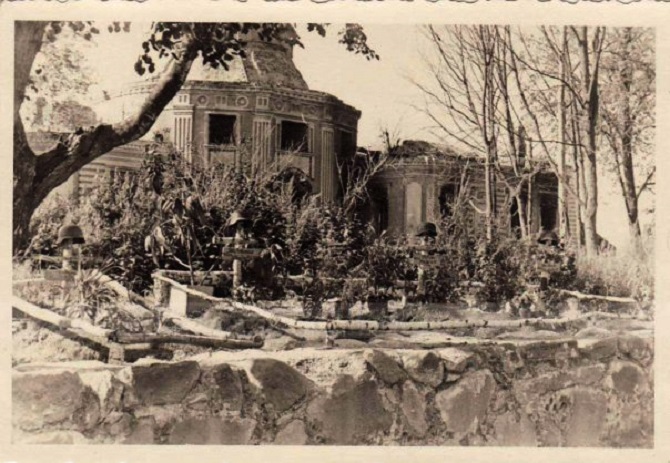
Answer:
top-left (52, 22), bottom-right (652, 250)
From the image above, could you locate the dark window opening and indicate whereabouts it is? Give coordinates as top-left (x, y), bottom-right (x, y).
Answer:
top-left (208, 114), bottom-right (237, 145)
top-left (371, 187), bottom-right (389, 233)
top-left (439, 184), bottom-right (459, 219)
top-left (540, 193), bottom-right (558, 231)
top-left (339, 131), bottom-right (356, 159)
top-left (280, 121), bottom-right (309, 153)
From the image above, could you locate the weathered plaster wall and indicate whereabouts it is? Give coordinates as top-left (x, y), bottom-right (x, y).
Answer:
top-left (12, 333), bottom-right (653, 447)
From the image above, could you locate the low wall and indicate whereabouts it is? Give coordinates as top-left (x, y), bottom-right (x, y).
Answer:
top-left (12, 332), bottom-right (653, 447)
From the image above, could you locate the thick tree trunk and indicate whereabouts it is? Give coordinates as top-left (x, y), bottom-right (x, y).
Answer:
top-left (578, 27), bottom-right (602, 256)
top-left (618, 28), bottom-right (642, 243)
top-left (484, 147), bottom-right (495, 241)
top-left (13, 24), bottom-right (199, 254)
top-left (13, 22), bottom-right (47, 254)
top-left (514, 190), bottom-right (528, 239)
top-left (570, 105), bottom-right (586, 247)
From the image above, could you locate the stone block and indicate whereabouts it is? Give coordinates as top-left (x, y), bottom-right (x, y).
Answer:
top-left (79, 370), bottom-right (125, 414)
top-left (400, 381), bottom-right (428, 437)
top-left (364, 349), bottom-right (407, 385)
top-left (618, 334), bottom-right (653, 361)
top-left (307, 375), bottom-right (392, 444)
top-left (402, 351), bottom-right (444, 387)
top-left (603, 398), bottom-right (653, 448)
top-left (122, 417), bottom-right (156, 444)
top-left (274, 420), bottom-right (309, 445)
top-left (202, 363), bottom-right (245, 412)
top-left (492, 412), bottom-right (537, 446)
top-left (132, 361), bottom-right (200, 406)
top-left (563, 388), bottom-right (608, 447)
top-left (13, 370), bottom-right (101, 432)
top-left (249, 358), bottom-right (312, 413)
top-left (577, 337), bottom-right (618, 361)
top-left (436, 347), bottom-right (475, 373)
top-left (520, 340), bottom-right (575, 362)
top-left (262, 336), bottom-right (301, 351)
top-left (102, 411), bottom-right (133, 437)
top-left (334, 339), bottom-right (369, 349)
top-left (435, 370), bottom-right (495, 436)
top-left (168, 417), bottom-right (256, 445)
top-left (607, 360), bottom-right (648, 396)
top-left (575, 326), bottom-right (614, 339)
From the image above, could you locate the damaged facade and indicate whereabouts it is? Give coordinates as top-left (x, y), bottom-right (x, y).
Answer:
top-left (367, 141), bottom-right (580, 240)
top-left (28, 30), bottom-right (577, 240)
top-left (71, 29), bottom-right (360, 204)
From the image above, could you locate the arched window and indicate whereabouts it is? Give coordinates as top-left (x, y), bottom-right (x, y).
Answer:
top-left (439, 184), bottom-right (459, 219)
top-left (405, 182), bottom-right (423, 235)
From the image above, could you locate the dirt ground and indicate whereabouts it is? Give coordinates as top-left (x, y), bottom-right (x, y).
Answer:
top-left (12, 320), bottom-right (102, 366)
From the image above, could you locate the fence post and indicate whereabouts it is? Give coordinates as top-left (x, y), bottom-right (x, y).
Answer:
top-left (153, 271), bottom-right (171, 308)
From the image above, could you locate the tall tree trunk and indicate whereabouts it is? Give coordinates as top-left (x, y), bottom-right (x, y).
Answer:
top-left (570, 102), bottom-right (586, 247)
top-left (618, 28), bottom-right (642, 243)
top-left (13, 22), bottom-right (48, 254)
top-left (577, 26), bottom-right (602, 256)
top-left (483, 27), bottom-right (497, 241)
top-left (514, 190), bottom-right (528, 239)
top-left (557, 27), bottom-right (570, 241)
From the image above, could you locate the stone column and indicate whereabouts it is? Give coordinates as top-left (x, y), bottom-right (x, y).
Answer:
top-left (252, 116), bottom-right (273, 173)
top-left (173, 108), bottom-right (194, 161)
top-left (320, 127), bottom-right (335, 203)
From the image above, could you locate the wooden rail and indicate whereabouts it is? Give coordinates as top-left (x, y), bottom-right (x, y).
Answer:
top-left (226, 300), bottom-right (641, 332)
top-left (12, 281), bottom-right (264, 357)
top-left (153, 273), bottom-right (645, 333)
top-left (12, 295), bottom-right (113, 344)
top-left (113, 332), bottom-right (264, 349)
top-left (559, 289), bottom-right (641, 305)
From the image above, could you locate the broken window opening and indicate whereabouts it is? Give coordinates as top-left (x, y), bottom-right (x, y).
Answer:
top-left (339, 130), bottom-right (356, 160)
top-left (280, 121), bottom-right (309, 153)
top-left (439, 184), bottom-right (459, 219)
top-left (208, 114), bottom-right (237, 146)
top-left (540, 193), bottom-right (558, 232)
top-left (370, 186), bottom-right (389, 233)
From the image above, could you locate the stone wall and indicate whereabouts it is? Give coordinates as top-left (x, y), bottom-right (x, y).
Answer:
top-left (12, 332), bottom-right (653, 447)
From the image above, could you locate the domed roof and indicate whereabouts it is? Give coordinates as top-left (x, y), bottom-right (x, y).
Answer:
top-left (186, 56), bottom-right (249, 83)
top-left (185, 39), bottom-right (309, 90)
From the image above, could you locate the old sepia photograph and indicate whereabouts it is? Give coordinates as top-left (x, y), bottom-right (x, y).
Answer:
top-left (11, 20), bottom-right (655, 447)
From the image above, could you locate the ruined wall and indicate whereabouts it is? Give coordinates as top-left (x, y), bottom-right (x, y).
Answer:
top-left (12, 333), bottom-right (652, 447)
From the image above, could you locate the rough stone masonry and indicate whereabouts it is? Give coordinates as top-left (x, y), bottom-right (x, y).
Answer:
top-left (12, 332), bottom-right (653, 446)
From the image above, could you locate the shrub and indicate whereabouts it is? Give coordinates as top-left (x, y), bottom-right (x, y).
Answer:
top-left (27, 192), bottom-right (74, 257)
top-left (574, 235), bottom-right (654, 301)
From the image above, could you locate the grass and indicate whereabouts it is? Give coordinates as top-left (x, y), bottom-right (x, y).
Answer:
top-left (575, 235), bottom-right (654, 301)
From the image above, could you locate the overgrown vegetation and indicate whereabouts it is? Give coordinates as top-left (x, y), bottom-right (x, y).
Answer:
top-left (22, 142), bottom-right (653, 320)
top-left (574, 235), bottom-right (654, 302)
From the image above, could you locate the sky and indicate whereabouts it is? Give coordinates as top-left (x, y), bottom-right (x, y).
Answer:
top-left (81, 23), bottom-right (436, 148)
top-left (37, 23), bottom-right (653, 250)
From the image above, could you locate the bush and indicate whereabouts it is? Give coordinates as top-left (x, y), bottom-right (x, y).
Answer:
top-left (26, 144), bottom-right (649, 310)
top-left (574, 236), bottom-right (654, 301)
top-left (27, 192), bottom-right (74, 256)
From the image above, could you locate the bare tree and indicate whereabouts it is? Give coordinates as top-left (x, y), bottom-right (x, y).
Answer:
top-left (600, 27), bottom-right (655, 244)
top-left (415, 25), bottom-right (551, 241)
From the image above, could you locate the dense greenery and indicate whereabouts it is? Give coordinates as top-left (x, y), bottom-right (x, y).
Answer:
top-left (26, 146), bottom-right (631, 314)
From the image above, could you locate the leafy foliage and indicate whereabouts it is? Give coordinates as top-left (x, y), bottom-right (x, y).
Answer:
top-left (26, 143), bottom-right (649, 321)
top-left (132, 22), bottom-right (379, 76)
